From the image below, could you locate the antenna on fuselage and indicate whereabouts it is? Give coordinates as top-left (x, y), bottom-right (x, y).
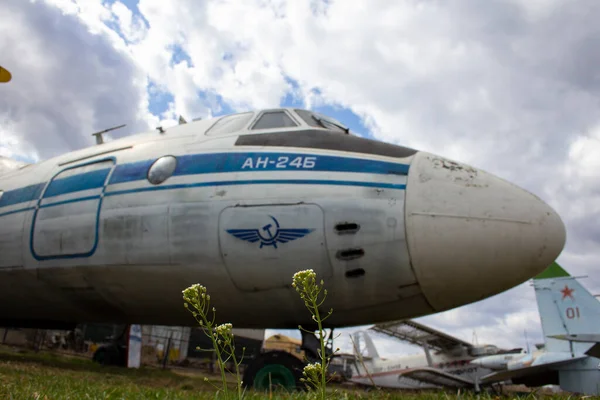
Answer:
top-left (91, 124), bottom-right (126, 145)
top-left (178, 115), bottom-right (187, 124)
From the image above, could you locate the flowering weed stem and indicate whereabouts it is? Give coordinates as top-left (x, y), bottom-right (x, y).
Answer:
top-left (183, 284), bottom-right (245, 399)
top-left (292, 269), bottom-right (338, 400)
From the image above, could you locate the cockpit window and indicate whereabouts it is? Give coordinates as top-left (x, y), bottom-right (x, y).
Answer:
top-left (294, 109), bottom-right (349, 134)
top-left (206, 112), bottom-right (254, 136)
top-left (251, 111), bottom-right (298, 130)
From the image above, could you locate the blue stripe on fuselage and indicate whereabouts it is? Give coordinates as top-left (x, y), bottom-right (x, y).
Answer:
top-left (0, 151), bottom-right (410, 210)
top-left (0, 183), bottom-right (45, 208)
top-left (109, 152), bottom-right (410, 184)
top-left (0, 206), bottom-right (35, 218)
top-left (105, 179), bottom-right (407, 198)
top-left (44, 169), bottom-right (111, 198)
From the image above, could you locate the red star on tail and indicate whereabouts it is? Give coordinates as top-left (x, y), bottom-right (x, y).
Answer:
top-left (561, 285), bottom-right (574, 300)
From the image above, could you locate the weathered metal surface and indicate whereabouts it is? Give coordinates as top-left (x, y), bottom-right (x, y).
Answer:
top-left (405, 152), bottom-right (566, 311)
top-left (0, 108), bottom-right (566, 330)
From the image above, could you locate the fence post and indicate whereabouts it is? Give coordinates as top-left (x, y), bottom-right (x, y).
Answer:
top-left (162, 333), bottom-right (172, 369)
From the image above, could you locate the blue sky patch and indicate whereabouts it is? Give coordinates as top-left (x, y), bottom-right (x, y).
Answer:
top-left (169, 44), bottom-right (192, 67)
top-left (0, 150), bottom-right (36, 165)
top-left (311, 104), bottom-right (371, 139)
top-left (103, 0), bottom-right (149, 35)
top-left (100, 3), bottom-right (372, 140)
top-left (279, 77), bottom-right (370, 138)
top-left (147, 82), bottom-right (174, 117)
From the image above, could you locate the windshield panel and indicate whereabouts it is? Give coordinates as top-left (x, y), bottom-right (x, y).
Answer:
top-left (206, 112), bottom-right (254, 136)
top-left (294, 109), bottom-right (348, 133)
top-left (251, 111), bottom-right (298, 130)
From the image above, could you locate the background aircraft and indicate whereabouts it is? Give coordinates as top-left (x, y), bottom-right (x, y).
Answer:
top-left (0, 108), bottom-right (566, 391)
top-left (348, 319), bottom-right (521, 390)
top-left (471, 262), bottom-right (600, 395)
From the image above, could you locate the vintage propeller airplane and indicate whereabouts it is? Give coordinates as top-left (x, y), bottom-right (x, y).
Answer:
top-left (0, 107), bottom-right (566, 390)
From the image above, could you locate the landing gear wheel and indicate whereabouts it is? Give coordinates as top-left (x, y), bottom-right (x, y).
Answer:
top-left (92, 344), bottom-right (126, 366)
top-left (243, 351), bottom-right (305, 392)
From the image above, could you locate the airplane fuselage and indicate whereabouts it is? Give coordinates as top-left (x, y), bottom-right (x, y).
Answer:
top-left (350, 351), bottom-right (493, 389)
top-left (0, 108), bottom-right (566, 330)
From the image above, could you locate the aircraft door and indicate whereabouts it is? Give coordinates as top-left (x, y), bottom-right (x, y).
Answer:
top-left (31, 158), bottom-right (115, 260)
top-left (218, 203), bottom-right (332, 292)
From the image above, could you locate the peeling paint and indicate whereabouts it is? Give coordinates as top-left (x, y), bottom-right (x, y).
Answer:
top-left (432, 157), bottom-right (477, 175)
top-left (430, 157), bottom-right (488, 187)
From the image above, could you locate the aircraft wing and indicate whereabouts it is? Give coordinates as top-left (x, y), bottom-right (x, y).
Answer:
top-left (480, 356), bottom-right (587, 384)
top-left (397, 367), bottom-right (475, 388)
top-left (547, 334), bottom-right (600, 358)
top-left (548, 334), bottom-right (600, 343)
top-left (370, 319), bottom-right (473, 353)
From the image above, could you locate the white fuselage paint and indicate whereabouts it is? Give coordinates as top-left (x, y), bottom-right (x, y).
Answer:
top-left (350, 352), bottom-right (493, 389)
top-left (0, 108), bottom-right (566, 330)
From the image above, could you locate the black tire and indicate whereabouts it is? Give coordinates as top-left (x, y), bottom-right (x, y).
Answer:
top-left (242, 350), bottom-right (306, 392)
top-left (93, 344), bottom-right (124, 366)
top-left (92, 346), bottom-right (109, 365)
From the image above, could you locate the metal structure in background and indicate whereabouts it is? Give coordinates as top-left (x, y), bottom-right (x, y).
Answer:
top-left (370, 319), bottom-right (512, 359)
top-left (371, 319), bottom-right (474, 354)
top-left (0, 323), bottom-right (265, 371)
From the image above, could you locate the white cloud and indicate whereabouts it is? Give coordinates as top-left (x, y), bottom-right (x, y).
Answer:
top-left (0, 0), bottom-right (155, 161)
top-left (5, 0), bottom-right (600, 361)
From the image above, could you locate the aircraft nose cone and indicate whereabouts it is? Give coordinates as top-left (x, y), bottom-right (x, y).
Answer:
top-left (405, 152), bottom-right (566, 312)
top-left (469, 359), bottom-right (483, 367)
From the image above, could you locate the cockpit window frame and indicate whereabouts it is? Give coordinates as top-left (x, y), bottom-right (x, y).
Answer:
top-left (294, 109), bottom-right (349, 134)
top-left (205, 111), bottom-right (255, 136)
top-left (248, 109), bottom-right (301, 131)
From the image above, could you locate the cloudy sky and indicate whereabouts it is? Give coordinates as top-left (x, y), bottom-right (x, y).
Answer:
top-left (2, 0), bottom-right (599, 358)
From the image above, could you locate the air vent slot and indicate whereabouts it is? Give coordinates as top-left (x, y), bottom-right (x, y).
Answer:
top-left (334, 222), bottom-right (360, 235)
top-left (336, 248), bottom-right (365, 260)
top-left (345, 268), bottom-right (365, 278)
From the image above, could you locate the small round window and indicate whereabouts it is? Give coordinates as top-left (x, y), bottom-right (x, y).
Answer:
top-left (147, 156), bottom-right (177, 185)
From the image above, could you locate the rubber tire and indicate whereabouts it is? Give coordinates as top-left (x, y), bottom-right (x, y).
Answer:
top-left (93, 346), bottom-right (110, 365)
top-left (93, 345), bottom-right (124, 366)
top-left (242, 351), bottom-right (306, 392)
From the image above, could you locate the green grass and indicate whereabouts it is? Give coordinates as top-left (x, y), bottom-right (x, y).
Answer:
top-left (0, 346), bottom-right (593, 399)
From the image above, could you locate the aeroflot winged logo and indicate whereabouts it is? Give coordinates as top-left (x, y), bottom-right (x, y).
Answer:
top-left (226, 216), bottom-right (314, 249)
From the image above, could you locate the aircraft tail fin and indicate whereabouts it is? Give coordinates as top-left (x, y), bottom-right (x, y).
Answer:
top-left (350, 330), bottom-right (380, 360)
top-left (533, 262), bottom-right (600, 354)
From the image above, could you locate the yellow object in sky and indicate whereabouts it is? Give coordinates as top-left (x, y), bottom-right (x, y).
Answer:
top-left (0, 66), bottom-right (12, 83)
